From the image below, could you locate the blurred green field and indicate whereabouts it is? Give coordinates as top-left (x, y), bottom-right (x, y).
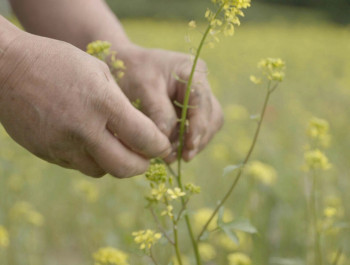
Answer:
top-left (1, 3), bottom-right (350, 265)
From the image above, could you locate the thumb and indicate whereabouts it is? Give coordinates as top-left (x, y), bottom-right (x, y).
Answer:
top-left (104, 85), bottom-right (172, 159)
top-left (140, 89), bottom-right (178, 138)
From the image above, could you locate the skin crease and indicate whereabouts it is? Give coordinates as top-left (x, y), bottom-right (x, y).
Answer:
top-left (1, 0), bottom-right (224, 178)
top-left (0, 17), bottom-right (171, 178)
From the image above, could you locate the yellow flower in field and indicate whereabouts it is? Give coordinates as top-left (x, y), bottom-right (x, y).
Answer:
top-left (194, 208), bottom-right (234, 232)
top-left (10, 201), bottom-right (44, 227)
top-left (185, 183), bottom-right (201, 194)
top-left (0, 226), bottom-right (9, 248)
top-left (228, 252), bottom-right (252, 265)
top-left (258, 58), bottom-right (286, 82)
top-left (145, 163), bottom-right (167, 184)
top-left (246, 160), bottom-right (277, 186)
top-left (150, 183), bottom-right (167, 201)
top-left (167, 188), bottom-right (186, 200)
top-left (303, 149), bottom-right (331, 171)
top-left (249, 75), bottom-right (262, 85)
top-left (161, 205), bottom-right (174, 218)
top-left (215, 232), bottom-right (251, 251)
top-left (132, 230), bottom-right (161, 250)
top-left (93, 247), bottom-right (129, 265)
top-left (323, 207), bottom-right (337, 218)
top-left (188, 20), bottom-right (197, 28)
top-left (73, 179), bottom-right (99, 203)
top-left (199, 243), bottom-right (217, 261)
top-left (307, 117), bottom-right (331, 148)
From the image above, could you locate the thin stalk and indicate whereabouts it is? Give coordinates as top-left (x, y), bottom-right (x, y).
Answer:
top-left (149, 207), bottom-right (175, 245)
top-left (175, 6), bottom-right (224, 265)
top-left (150, 248), bottom-right (160, 265)
top-left (197, 88), bottom-right (272, 241)
top-left (165, 199), bottom-right (183, 265)
top-left (311, 170), bottom-right (323, 265)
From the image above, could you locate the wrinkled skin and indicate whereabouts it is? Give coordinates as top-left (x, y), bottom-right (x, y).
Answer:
top-left (118, 46), bottom-right (224, 162)
top-left (0, 31), bottom-right (172, 178)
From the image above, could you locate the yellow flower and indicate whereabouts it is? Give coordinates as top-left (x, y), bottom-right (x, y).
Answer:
top-left (185, 183), bottom-right (201, 194)
top-left (132, 230), bottom-right (161, 250)
top-left (215, 232), bottom-right (250, 251)
top-left (258, 58), bottom-right (286, 82)
top-left (228, 252), bottom-right (252, 265)
top-left (323, 207), bottom-right (337, 218)
top-left (167, 188), bottom-right (186, 200)
top-left (145, 163), bottom-right (167, 184)
top-left (73, 179), bottom-right (99, 203)
top-left (150, 183), bottom-right (167, 201)
top-left (161, 205), bottom-right (174, 218)
top-left (307, 117), bottom-right (331, 148)
top-left (0, 226), bottom-right (9, 248)
top-left (304, 149), bottom-right (331, 171)
top-left (86, 40), bottom-right (111, 59)
top-left (10, 201), bottom-right (44, 227)
top-left (93, 247), bottom-right (129, 265)
top-left (249, 75), bottom-right (262, 85)
top-left (246, 160), bottom-right (277, 186)
top-left (188, 20), bottom-right (197, 28)
top-left (199, 243), bottom-right (217, 261)
top-left (194, 208), bottom-right (234, 232)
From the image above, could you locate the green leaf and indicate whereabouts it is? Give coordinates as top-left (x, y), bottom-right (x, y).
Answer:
top-left (217, 206), bottom-right (224, 226)
top-left (225, 218), bottom-right (258, 234)
top-left (221, 226), bottom-right (239, 245)
top-left (223, 164), bottom-right (242, 177)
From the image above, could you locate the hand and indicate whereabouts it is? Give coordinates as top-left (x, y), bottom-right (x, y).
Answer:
top-left (117, 46), bottom-right (224, 162)
top-left (0, 30), bottom-right (171, 178)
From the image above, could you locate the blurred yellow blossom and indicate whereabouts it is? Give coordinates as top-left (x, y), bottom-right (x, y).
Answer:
top-left (258, 58), bottom-right (286, 82)
top-left (167, 188), bottom-right (186, 200)
top-left (249, 75), bottom-right (262, 85)
top-left (150, 183), bottom-right (167, 201)
top-left (10, 201), bottom-right (44, 227)
top-left (199, 243), bottom-right (217, 261)
top-left (93, 247), bottom-right (129, 265)
top-left (188, 20), bottom-right (197, 28)
top-left (246, 160), bottom-right (277, 186)
top-left (86, 40), bottom-right (111, 60)
top-left (73, 179), bottom-right (99, 203)
top-left (0, 226), bottom-right (9, 248)
top-left (194, 208), bottom-right (234, 232)
top-left (327, 251), bottom-right (347, 265)
top-left (215, 232), bottom-right (251, 251)
top-left (161, 205), bottom-right (174, 218)
top-left (185, 183), bottom-right (201, 194)
top-left (228, 252), bottom-right (252, 265)
top-left (303, 149), bottom-right (331, 171)
top-left (132, 229), bottom-right (161, 250)
top-left (307, 117), bottom-right (331, 148)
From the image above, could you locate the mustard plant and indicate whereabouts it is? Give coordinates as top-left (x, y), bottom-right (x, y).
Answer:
top-left (87, 1), bottom-right (287, 264)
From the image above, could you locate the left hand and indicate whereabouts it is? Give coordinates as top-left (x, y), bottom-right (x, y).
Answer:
top-left (116, 45), bottom-right (224, 163)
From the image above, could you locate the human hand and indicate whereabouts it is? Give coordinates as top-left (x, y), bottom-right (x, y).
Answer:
top-left (0, 28), bottom-right (171, 178)
top-left (117, 46), bottom-right (224, 163)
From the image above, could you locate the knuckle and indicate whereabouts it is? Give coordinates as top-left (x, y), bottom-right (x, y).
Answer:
top-left (111, 160), bottom-right (149, 179)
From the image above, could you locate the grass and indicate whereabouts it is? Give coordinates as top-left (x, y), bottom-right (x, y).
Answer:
top-left (1, 4), bottom-right (350, 265)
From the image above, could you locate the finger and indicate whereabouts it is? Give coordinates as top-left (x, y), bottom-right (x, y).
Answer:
top-left (182, 76), bottom-right (213, 155)
top-left (87, 129), bottom-right (149, 178)
top-left (140, 87), bottom-right (178, 138)
top-left (71, 153), bottom-right (106, 178)
top-left (102, 85), bottom-right (172, 159)
top-left (183, 95), bottom-right (224, 161)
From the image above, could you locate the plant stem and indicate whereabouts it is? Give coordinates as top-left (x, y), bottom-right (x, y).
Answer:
top-left (311, 170), bottom-right (323, 265)
top-left (150, 248), bottom-right (160, 265)
top-left (197, 88), bottom-right (273, 241)
top-left (175, 6), bottom-right (224, 265)
top-left (149, 207), bottom-right (175, 245)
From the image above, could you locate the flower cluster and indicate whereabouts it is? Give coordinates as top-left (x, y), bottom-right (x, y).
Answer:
top-left (228, 252), bottom-right (252, 265)
top-left (246, 160), bottom-right (277, 186)
top-left (0, 225), bottom-right (9, 248)
top-left (73, 179), bottom-right (99, 203)
top-left (257, 58), bottom-right (286, 82)
top-left (10, 201), bottom-right (44, 227)
top-left (93, 247), bottom-right (129, 265)
top-left (185, 183), bottom-right (201, 194)
top-left (132, 229), bottom-right (162, 250)
top-left (307, 117), bottom-right (331, 148)
top-left (86, 40), bottom-right (126, 81)
top-left (207, 0), bottom-right (251, 38)
top-left (303, 149), bottom-right (331, 171)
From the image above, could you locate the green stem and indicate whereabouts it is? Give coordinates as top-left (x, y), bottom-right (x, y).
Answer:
top-left (311, 170), bottom-right (323, 265)
top-left (175, 6), bottom-right (225, 265)
top-left (197, 88), bottom-right (272, 241)
top-left (165, 199), bottom-right (183, 265)
top-left (150, 248), bottom-right (160, 265)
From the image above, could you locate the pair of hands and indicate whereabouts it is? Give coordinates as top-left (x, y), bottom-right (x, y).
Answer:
top-left (0, 26), bottom-right (223, 178)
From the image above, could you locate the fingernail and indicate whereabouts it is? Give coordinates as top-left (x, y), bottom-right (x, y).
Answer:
top-left (187, 149), bottom-right (197, 161)
top-left (193, 135), bottom-right (202, 149)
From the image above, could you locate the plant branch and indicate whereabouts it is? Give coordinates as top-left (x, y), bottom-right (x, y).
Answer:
top-left (149, 207), bottom-right (175, 245)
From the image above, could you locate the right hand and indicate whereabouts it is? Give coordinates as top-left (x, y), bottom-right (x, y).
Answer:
top-left (0, 29), bottom-right (171, 178)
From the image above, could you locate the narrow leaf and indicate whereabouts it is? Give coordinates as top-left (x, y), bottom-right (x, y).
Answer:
top-left (223, 164), bottom-right (242, 177)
